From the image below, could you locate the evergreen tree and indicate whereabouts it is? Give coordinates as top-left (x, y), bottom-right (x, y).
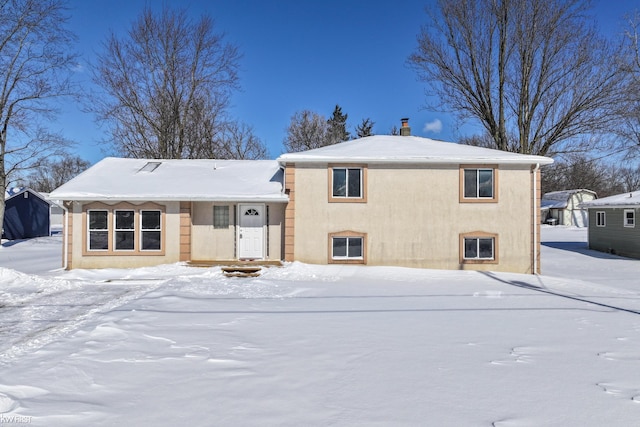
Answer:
top-left (327, 105), bottom-right (350, 144)
top-left (355, 118), bottom-right (374, 138)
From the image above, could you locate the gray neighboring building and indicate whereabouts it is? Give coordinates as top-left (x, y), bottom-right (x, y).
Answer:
top-left (541, 189), bottom-right (596, 227)
top-left (581, 190), bottom-right (640, 259)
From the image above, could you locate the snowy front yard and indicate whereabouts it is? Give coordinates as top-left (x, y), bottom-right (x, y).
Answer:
top-left (1, 227), bottom-right (640, 426)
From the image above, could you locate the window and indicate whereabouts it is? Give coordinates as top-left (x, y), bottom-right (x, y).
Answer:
top-left (333, 167), bottom-right (362, 198)
top-left (460, 232), bottom-right (498, 264)
top-left (464, 237), bottom-right (494, 260)
top-left (84, 202), bottom-right (165, 256)
top-left (114, 210), bottom-right (135, 250)
top-left (624, 209), bottom-right (635, 228)
top-left (460, 166), bottom-right (498, 203)
top-left (328, 231), bottom-right (367, 264)
top-left (213, 205), bottom-right (229, 229)
top-left (88, 210), bottom-right (108, 250)
top-left (141, 210), bottom-right (161, 250)
top-left (329, 165), bottom-right (367, 202)
top-left (596, 211), bottom-right (606, 227)
top-left (332, 237), bottom-right (363, 259)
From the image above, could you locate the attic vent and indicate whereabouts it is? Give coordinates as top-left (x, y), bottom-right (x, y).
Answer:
top-left (138, 161), bottom-right (162, 173)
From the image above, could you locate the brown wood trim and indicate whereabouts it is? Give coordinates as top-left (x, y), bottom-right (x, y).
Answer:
top-left (284, 164), bottom-right (295, 261)
top-left (459, 231), bottom-right (499, 265)
top-left (328, 164), bottom-right (368, 203)
top-left (180, 202), bottom-right (191, 261)
top-left (459, 164), bottom-right (499, 204)
top-left (328, 230), bottom-right (367, 264)
top-left (82, 201), bottom-right (166, 257)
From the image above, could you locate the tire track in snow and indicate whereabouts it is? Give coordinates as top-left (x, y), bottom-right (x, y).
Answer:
top-left (0, 280), bottom-right (167, 366)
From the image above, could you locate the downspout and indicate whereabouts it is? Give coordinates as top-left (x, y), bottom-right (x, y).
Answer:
top-left (533, 163), bottom-right (540, 274)
top-left (61, 201), bottom-right (69, 270)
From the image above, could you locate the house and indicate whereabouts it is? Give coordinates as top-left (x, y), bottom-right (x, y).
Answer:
top-left (48, 159), bottom-right (287, 269)
top-left (2, 188), bottom-right (52, 240)
top-left (49, 128), bottom-right (552, 273)
top-left (581, 190), bottom-right (640, 259)
top-left (541, 189), bottom-right (597, 227)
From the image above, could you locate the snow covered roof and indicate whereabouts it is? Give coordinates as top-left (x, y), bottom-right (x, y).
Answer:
top-left (541, 199), bottom-right (568, 209)
top-left (48, 158), bottom-right (287, 202)
top-left (580, 190), bottom-right (640, 208)
top-left (277, 135), bottom-right (554, 165)
top-left (543, 189), bottom-right (597, 200)
top-left (4, 188), bottom-right (51, 204)
top-left (541, 189), bottom-right (597, 209)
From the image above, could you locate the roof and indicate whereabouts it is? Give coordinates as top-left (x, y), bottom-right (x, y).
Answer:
top-left (48, 158), bottom-right (287, 202)
top-left (5, 188), bottom-right (51, 205)
top-left (541, 189), bottom-right (597, 209)
top-left (581, 190), bottom-right (640, 208)
top-left (277, 135), bottom-right (554, 165)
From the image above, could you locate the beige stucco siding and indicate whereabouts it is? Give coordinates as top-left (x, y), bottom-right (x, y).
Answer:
top-left (68, 201), bottom-right (181, 269)
top-left (291, 163), bottom-right (535, 273)
top-left (191, 202), bottom-right (236, 260)
top-left (191, 202), bottom-right (285, 261)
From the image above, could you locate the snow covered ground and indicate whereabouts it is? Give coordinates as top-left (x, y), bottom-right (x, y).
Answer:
top-left (0, 226), bottom-right (639, 426)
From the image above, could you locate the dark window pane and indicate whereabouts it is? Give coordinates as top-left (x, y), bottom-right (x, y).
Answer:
top-left (464, 170), bottom-right (477, 198)
top-left (116, 210), bottom-right (135, 229)
top-left (347, 237), bottom-right (363, 258)
top-left (142, 210), bottom-right (161, 229)
top-left (478, 238), bottom-right (494, 259)
top-left (115, 230), bottom-right (134, 250)
top-left (347, 169), bottom-right (361, 198)
top-left (333, 237), bottom-right (347, 257)
top-left (464, 238), bottom-right (477, 258)
top-left (89, 231), bottom-right (108, 250)
top-left (478, 170), bottom-right (493, 198)
top-left (333, 169), bottom-right (346, 197)
top-left (142, 231), bottom-right (161, 250)
top-left (89, 211), bottom-right (108, 230)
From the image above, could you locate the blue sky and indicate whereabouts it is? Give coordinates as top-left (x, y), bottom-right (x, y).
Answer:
top-left (59, 0), bottom-right (635, 163)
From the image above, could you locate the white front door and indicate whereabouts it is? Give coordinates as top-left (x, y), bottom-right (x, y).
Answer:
top-left (238, 204), bottom-right (264, 259)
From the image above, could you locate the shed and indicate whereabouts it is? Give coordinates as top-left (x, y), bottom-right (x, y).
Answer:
top-left (2, 188), bottom-right (52, 240)
top-left (581, 190), bottom-right (640, 259)
top-left (541, 189), bottom-right (597, 227)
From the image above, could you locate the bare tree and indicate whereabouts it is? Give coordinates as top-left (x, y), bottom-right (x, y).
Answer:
top-left (541, 155), bottom-right (625, 197)
top-left (0, 0), bottom-right (77, 234)
top-left (408, 0), bottom-right (626, 156)
top-left (355, 118), bottom-right (375, 138)
top-left (91, 6), bottom-right (241, 159)
top-left (25, 154), bottom-right (90, 192)
top-left (283, 110), bottom-right (329, 153)
top-left (615, 11), bottom-right (640, 158)
top-left (217, 122), bottom-right (268, 160)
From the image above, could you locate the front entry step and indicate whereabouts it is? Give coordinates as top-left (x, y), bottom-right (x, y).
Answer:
top-left (221, 266), bottom-right (262, 278)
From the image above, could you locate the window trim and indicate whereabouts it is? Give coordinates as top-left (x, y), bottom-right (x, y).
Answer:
top-left (82, 202), bottom-right (165, 256)
top-left (114, 209), bottom-right (136, 251)
top-left (213, 205), bottom-right (230, 229)
top-left (328, 164), bottom-right (367, 203)
top-left (87, 209), bottom-right (109, 252)
top-left (459, 231), bottom-right (499, 265)
top-left (140, 209), bottom-right (162, 251)
top-left (595, 211), bottom-right (606, 227)
top-left (624, 209), bottom-right (635, 228)
top-left (328, 231), bottom-right (367, 264)
top-left (459, 165), bottom-right (499, 203)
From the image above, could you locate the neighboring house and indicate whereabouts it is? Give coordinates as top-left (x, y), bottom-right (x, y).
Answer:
top-left (541, 189), bottom-right (597, 227)
top-left (581, 190), bottom-right (640, 259)
top-left (49, 130), bottom-right (553, 273)
top-left (2, 188), bottom-right (52, 240)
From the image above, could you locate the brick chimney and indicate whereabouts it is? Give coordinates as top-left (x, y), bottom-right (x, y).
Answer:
top-left (400, 118), bottom-right (411, 136)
